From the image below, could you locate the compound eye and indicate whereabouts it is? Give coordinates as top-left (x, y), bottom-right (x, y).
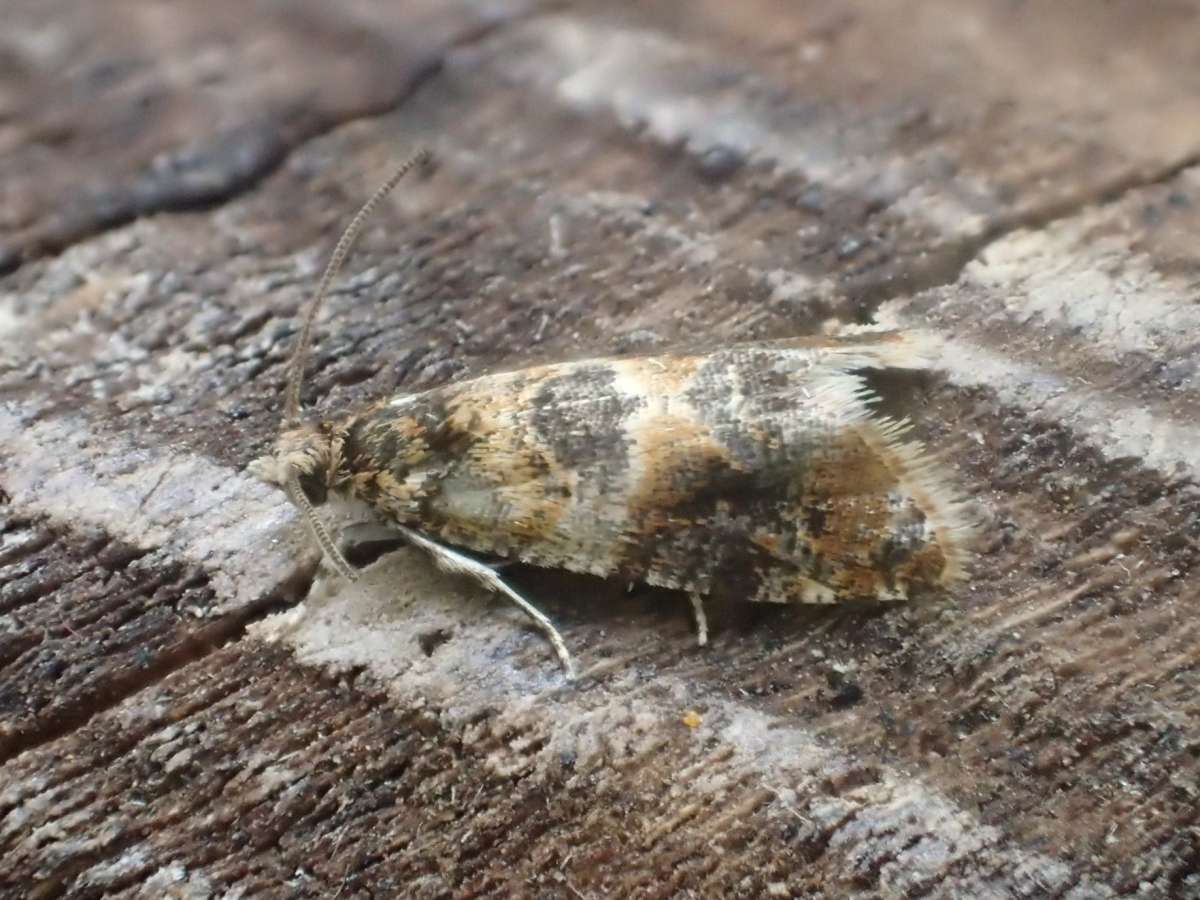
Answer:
top-left (297, 471), bottom-right (327, 506)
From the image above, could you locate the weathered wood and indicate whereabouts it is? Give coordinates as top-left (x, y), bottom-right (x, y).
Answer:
top-left (3, 0), bottom-right (1200, 896)
top-left (0, 0), bottom-right (528, 274)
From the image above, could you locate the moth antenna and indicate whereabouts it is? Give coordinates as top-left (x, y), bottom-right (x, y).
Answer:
top-left (283, 147), bottom-right (433, 425)
top-left (286, 476), bottom-right (360, 582)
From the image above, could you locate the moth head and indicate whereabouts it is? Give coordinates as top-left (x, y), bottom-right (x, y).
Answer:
top-left (250, 421), bottom-right (351, 507)
top-left (248, 419), bottom-right (359, 581)
top-left (255, 147), bottom-right (431, 581)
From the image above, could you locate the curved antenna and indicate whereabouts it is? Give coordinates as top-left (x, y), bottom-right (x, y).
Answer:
top-left (286, 476), bottom-right (359, 582)
top-left (283, 147), bottom-right (432, 425)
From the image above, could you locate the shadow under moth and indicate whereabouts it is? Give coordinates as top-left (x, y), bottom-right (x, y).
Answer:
top-left (252, 149), bottom-right (974, 678)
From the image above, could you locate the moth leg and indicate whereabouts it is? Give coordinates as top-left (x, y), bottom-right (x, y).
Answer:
top-left (689, 592), bottom-right (709, 647)
top-left (337, 522), bottom-right (406, 562)
top-left (342, 523), bottom-right (516, 575)
top-left (395, 526), bottom-right (576, 680)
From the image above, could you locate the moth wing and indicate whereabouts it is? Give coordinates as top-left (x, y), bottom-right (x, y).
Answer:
top-left (390, 335), bottom-right (970, 601)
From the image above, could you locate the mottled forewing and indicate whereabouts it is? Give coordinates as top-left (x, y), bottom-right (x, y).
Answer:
top-left (351, 334), bottom-right (971, 603)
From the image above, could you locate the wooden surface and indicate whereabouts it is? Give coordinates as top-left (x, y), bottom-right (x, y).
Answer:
top-left (3, 1), bottom-right (1200, 896)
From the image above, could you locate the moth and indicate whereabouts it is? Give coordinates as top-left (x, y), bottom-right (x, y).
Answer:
top-left (252, 149), bottom-right (973, 678)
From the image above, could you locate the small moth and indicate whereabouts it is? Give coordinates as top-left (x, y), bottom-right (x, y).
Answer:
top-left (252, 149), bottom-right (973, 678)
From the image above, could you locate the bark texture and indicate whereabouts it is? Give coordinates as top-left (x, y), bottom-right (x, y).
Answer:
top-left (3, 1), bottom-right (1200, 897)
